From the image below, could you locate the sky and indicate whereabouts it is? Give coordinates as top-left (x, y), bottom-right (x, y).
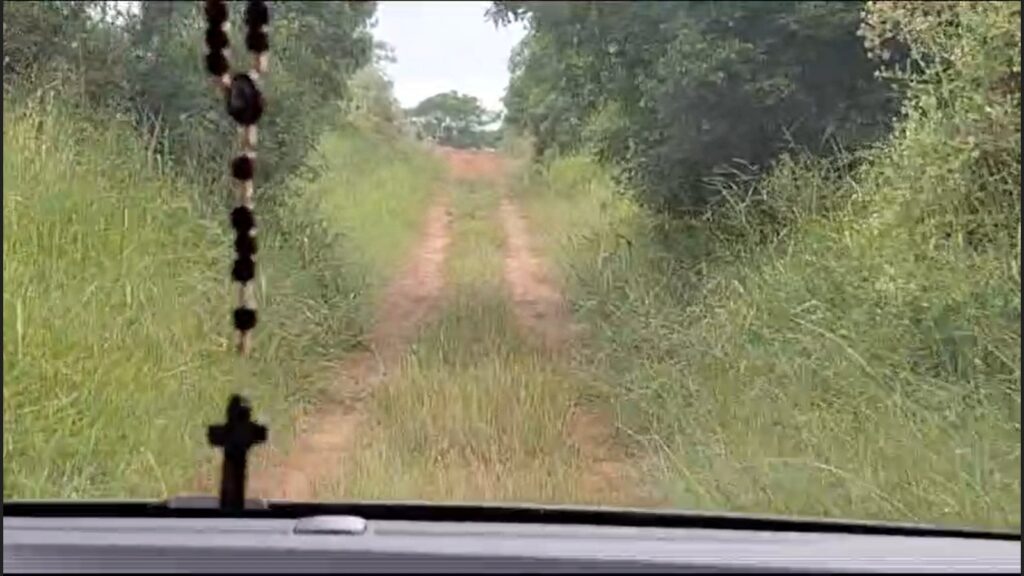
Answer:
top-left (372, 1), bottom-right (527, 112)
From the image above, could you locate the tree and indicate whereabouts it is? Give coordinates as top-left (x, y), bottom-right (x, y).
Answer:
top-left (345, 64), bottom-right (403, 131)
top-left (490, 1), bottom-right (903, 214)
top-left (407, 91), bottom-right (499, 149)
top-left (3, 1), bottom-right (133, 95)
top-left (4, 0), bottom-right (378, 212)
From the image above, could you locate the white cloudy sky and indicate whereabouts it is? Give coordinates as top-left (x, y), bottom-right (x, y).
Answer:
top-left (372, 1), bottom-right (527, 112)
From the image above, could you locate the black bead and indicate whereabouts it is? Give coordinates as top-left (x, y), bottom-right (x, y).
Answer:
top-left (244, 1), bottom-right (270, 28)
top-left (235, 232), bottom-right (258, 257)
top-left (205, 1), bottom-right (228, 26)
top-left (231, 155), bottom-right (254, 181)
top-left (233, 307), bottom-right (258, 332)
top-left (205, 27), bottom-right (229, 52)
top-left (226, 74), bottom-right (264, 126)
top-left (205, 52), bottom-right (229, 77)
top-left (230, 206), bottom-right (256, 234)
top-left (232, 257), bottom-right (256, 283)
top-left (245, 29), bottom-right (270, 54)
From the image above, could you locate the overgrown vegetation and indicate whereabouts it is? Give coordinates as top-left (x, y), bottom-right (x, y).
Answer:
top-left (513, 1), bottom-right (1020, 530)
top-left (4, 0), bottom-right (1019, 533)
top-left (490, 0), bottom-right (904, 213)
top-left (4, 1), bottom-right (378, 207)
top-left (2, 1), bottom-right (442, 498)
top-left (1, 97), bottom-right (363, 497)
top-left (308, 126), bottom-right (444, 298)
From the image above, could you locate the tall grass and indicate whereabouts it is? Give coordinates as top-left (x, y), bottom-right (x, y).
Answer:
top-left (514, 1), bottom-right (1020, 532)
top-left (1, 94), bottom-right (431, 499)
top-left (519, 155), bottom-right (1019, 530)
top-left (516, 109), bottom-right (1020, 531)
top-left (307, 127), bottom-right (444, 294)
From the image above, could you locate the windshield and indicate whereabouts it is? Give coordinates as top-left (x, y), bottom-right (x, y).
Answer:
top-left (3, 0), bottom-right (1020, 534)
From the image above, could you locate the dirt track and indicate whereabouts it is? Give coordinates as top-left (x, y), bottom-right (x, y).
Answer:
top-left (494, 161), bottom-right (655, 507)
top-left (246, 172), bottom-right (454, 500)
top-left (240, 147), bottom-right (648, 504)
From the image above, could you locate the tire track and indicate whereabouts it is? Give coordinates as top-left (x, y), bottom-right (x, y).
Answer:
top-left (496, 175), bottom-right (660, 507)
top-left (245, 195), bottom-right (453, 501)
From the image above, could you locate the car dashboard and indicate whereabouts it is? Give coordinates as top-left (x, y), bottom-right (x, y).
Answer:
top-left (4, 501), bottom-right (1020, 573)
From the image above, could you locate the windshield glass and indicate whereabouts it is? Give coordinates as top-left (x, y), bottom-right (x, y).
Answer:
top-left (3, 0), bottom-right (1020, 533)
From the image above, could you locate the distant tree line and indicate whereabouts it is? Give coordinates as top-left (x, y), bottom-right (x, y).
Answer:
top-left (405, 90), bottom-right (502, 150)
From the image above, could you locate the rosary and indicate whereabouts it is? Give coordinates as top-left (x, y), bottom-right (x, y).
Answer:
top-left (203, 0), bottom-right (268, 357)
top-left (203, 0), bottom-right (270, 510)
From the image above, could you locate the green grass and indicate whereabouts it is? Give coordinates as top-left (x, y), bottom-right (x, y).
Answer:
top-left (331, 179), bottom-right (625, 506)
top-left (516, 144), bottom-right (1020, 530)
top-left (309, 127), bottom-right (444, 295)
top-left (1, 97), bottom-right (438, 499)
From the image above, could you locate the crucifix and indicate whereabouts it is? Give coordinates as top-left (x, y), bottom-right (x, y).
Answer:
top-left (201, 3), bottom-right (271, 511)
top-left (207, 394), bottom-right (267, 511)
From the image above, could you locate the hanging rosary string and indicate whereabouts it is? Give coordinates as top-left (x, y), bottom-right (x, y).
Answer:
top-left (203, 0), bottom-right (270, 355)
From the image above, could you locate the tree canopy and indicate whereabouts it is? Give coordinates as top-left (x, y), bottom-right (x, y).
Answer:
top-left (406, 90), bottom-right (501, 149)
top-left (489, 1), bottom-right (904, 213)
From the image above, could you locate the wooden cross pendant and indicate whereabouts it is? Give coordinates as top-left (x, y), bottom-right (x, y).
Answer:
top-left (207, 394), bottom-right (267, 511)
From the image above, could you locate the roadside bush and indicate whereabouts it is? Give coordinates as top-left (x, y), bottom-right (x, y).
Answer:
top-left (517, 0), bottom-right (1020, 530)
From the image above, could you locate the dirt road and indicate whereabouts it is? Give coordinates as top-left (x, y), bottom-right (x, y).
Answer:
top-left (495, 163), bottom-right (656, 507)
top-left (246, 179), bottom-right (453, 500)
top-left (241, 147), bottom-right (652, 505)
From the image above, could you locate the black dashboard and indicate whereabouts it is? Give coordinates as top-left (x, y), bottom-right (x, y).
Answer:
top-left (4, 501), bottom-right (1020, 573)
